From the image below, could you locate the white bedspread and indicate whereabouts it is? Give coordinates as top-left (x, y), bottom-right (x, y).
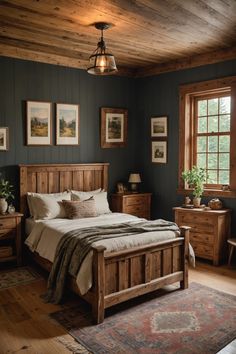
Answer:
top-left (25, 213), bottom-right (180, 295)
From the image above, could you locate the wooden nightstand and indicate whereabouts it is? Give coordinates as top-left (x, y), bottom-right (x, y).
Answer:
top-left (173, 207), bottom-right (231, 265)
top-left (0, 212), bottom-right (23, 266)
top-left (111, 193), bottom-right (151, 219)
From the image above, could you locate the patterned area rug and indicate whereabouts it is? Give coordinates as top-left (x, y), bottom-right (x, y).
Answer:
top-left (50, 283), bottom-right (236, 354)
top-left (0, 267), bottom-right (42, 289)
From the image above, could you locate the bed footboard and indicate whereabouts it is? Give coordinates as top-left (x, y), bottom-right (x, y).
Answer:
top-left (91, 226), bottom-right (190, 324)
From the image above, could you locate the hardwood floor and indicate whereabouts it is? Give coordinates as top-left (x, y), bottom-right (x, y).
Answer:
top-left (0, 261), bottom-right (235, 354)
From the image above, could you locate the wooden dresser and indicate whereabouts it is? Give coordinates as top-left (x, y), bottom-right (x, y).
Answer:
top-left (0, 212), bottom-right (23, 266)
top-left (174, 207), bottom-right (231, 265)
top-left (111, 193), bottom-right (151, 219)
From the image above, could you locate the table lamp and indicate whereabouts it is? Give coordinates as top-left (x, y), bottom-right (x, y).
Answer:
top-left (128, 173), bottom-right (141, 193)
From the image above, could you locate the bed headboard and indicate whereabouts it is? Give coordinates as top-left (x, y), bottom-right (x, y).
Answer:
top-left (19, 163), bottom-right (109, 216)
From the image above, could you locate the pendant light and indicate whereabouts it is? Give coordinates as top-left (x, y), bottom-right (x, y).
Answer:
top-left (87, 22), bottom-right (118, 75)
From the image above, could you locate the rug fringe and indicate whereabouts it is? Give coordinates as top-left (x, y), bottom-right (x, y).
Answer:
top-left (56, 336), bottom-right (90, 354)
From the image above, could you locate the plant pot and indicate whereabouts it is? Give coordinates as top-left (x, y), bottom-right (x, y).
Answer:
top-left (0, 198), bottom-right (8, 214)
top-left (193, 197), bottom-right (201, 208)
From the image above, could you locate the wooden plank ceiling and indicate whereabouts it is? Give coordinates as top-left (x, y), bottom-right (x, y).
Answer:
top-left (0, 0), bottom-right (236, 77)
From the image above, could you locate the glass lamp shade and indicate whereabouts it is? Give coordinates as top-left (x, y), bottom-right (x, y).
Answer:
top-left (87, 53), bottom-right (117, 75)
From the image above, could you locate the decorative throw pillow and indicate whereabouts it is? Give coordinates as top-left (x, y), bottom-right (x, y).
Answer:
top-left (62, 197), bottom-right (97, 219)
top-left (71, 191), bottom-right (111, 215)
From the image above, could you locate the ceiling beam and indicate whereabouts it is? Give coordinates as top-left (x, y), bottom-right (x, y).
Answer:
top-left (136, 46), bottom-right (236, 77)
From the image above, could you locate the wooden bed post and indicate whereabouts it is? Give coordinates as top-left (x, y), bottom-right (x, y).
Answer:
top-left (92, 245), bottom-right (106, 324)
top-left (179, 226), bottom-right (190, 289)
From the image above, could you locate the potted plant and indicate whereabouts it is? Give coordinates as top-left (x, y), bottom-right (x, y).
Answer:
top-left (182, 166), bottom-right (207, 207)
top-left (0, 179), bottom-right (14, 214)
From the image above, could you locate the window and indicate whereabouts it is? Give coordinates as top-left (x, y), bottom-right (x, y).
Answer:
top-left (178, 76), bottom-right (236, 197)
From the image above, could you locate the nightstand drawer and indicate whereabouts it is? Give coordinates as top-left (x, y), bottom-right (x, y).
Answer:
top-left (178, 213), bottom-right (214, 226)
top-left (190, 232), bottom-right (214, 245)
top-left (111, 193), bottom-right (151, 220)
top-left (0, 218), bottom-right (16, 229)
top-left (125, 205), bottom-right (148, 213)
top-left (0, 229), bottom-right (16, 240)
top-left (124, 196), bottom-right (148, 206)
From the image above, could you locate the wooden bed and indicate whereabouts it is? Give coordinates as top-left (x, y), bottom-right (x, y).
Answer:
top-left (19, 163), bottom-right (190, 324)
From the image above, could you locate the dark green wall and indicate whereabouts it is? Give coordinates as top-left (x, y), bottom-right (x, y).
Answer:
top-left (0, 57), bottom-right (138, 207)
top-left (1, 56), bottom-right (236, 229)
top-left (135, 59), bottom-right (236, 228)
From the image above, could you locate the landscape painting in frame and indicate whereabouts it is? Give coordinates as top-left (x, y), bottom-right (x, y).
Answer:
top-left (151, 116), bottom-right (168, 137)
top-left (56, 104), bottom-right (79, 145)
top-left (101, 108), bottom-right (127, 148)
top-left (152, 141), bottom-right (167, 163)
top-left (0, 127), bottom-right (9, 151)
top-left (27, 101), bottom-right (52, 145)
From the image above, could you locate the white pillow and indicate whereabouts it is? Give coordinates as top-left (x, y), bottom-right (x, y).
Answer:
top-left (27, 191), bottom-right (71, 219)
top-left (70, 188), bottom-right (102, 198)
top-left (71, 191), bottom-right (111, 215)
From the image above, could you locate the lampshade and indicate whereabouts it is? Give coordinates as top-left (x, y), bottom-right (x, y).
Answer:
top-left (87, 22), bottom-right (118, 75)
top-left (128, 173), bottom-right (141, 183)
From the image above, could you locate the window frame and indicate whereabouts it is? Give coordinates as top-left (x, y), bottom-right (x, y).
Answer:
top-left (178, 75), bottom-right (236, 198)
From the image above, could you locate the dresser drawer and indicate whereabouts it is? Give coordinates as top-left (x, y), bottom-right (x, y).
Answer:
top-left (190, 232), bottom-right (214, 245)
top-left (0, 217), bottom-right (16, 229)
top-left (185, 222), bottom-right (213, 234)
top-left (178, 212), bottom-right (214, 226)
top-left (191, 241), bottom-right (213, 259)
top-left (124, 195), bottom-right (148, 206)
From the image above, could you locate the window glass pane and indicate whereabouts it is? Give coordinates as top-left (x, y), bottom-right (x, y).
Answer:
top-left (208, 154), bottom-right (218, 169)
top-left (197, 137), bottom-right (207, 152)
top-left (208, 98), bottom-right (218, 115)
top-left (197, 153), bottom-right (206, 168)
top-left (198, 117), bottom-right (207, 133)
top-left (219, 170), bottom-right (229, 185)
top-left (207, 170), bottom-right (217, 184)
top-left (219, 153), bottom-right (229, 169)
top-left (208, 116), bottom-right (218, 133)
top-left (219, 135), bottom-right (230, 152)
top-left (219, 114), bottom-right (230, 132)
top-left (208, 136), bottom-right (218, 152)
top-left (198, 100), bottom-right (207, 116)
top-left (219, 96), bottom-right (230, 114)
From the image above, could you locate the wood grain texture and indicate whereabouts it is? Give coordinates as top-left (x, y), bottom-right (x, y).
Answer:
top-left (19, 163), bottom-right (109, 216)
top-left (20, 163), bottom-right (189, 323)
top-left (1, 1), bottom-right (236, 76)
top-left (174, 208), bottom-right (231, 266)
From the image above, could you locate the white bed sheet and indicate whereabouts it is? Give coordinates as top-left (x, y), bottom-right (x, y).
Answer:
top-left (25, 213), bottom-right (180, 295)
top-left (25, 217), bottom-right (40, 235)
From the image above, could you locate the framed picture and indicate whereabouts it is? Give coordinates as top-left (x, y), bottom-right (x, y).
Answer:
top-left (26, 101), bottom-right (52, 145)
top-left (152, 141), bottom-right (167, 163)
top-left (116, 182), bottom-right (125, 193)
top-left (151, 116), bottom-right (168, 137)
top-left (101, 108), bottom-right (127, 148)
top-left (56, 103), bottom-right (79, 145)
top-left (0, 127), bottom-right (9, 151)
